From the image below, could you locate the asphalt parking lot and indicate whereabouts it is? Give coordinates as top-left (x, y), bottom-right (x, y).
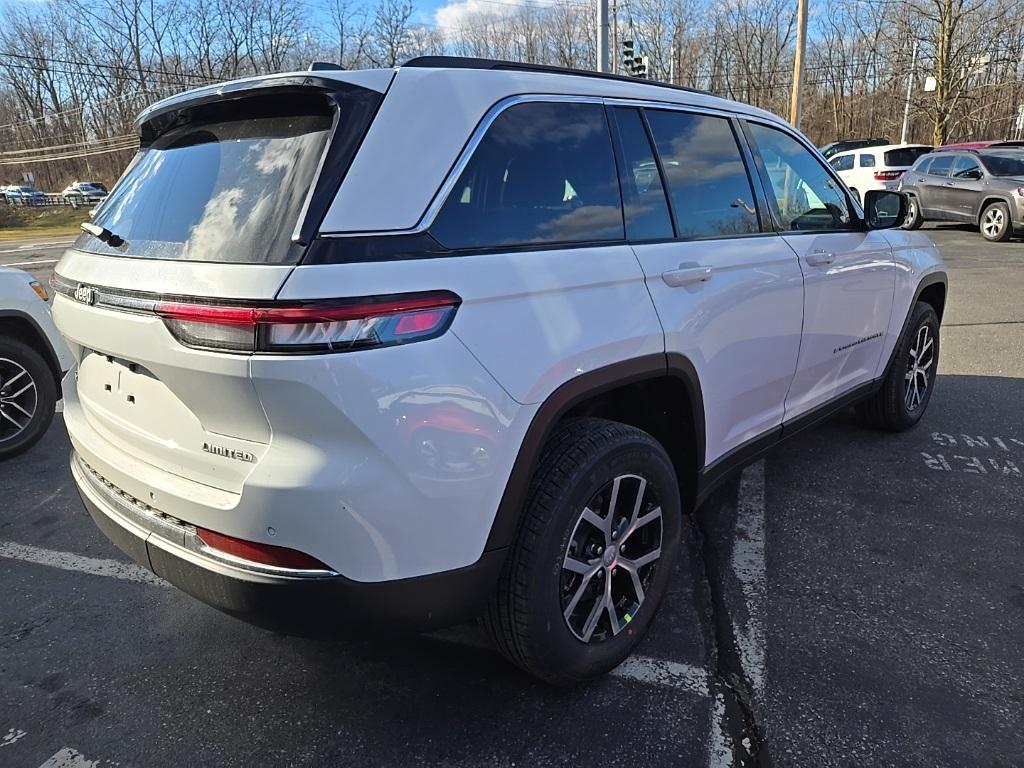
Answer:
top-left (1, 225), bottom-right (1022, 767)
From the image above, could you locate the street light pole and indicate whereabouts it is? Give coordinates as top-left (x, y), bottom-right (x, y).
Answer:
top-left (789, 0), bottom-right (808, 128)
top-left (900, 40), bottom-right (919, 144)
top-left (597, 0), bottom-right (610, 73)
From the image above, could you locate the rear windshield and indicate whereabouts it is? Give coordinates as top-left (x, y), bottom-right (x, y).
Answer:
top-left (78, 94), bottom-right (334, 264)
top-left (884, 147), bottom-right (931, 167)
top-left (980, 152), bottom-right (1024, 177)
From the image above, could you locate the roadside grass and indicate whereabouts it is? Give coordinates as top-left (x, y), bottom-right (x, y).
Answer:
top-left (0, 205), bottom-right (87, 242)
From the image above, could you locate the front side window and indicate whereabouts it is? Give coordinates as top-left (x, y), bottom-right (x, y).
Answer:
top-left (609, 108), bottom-right (674, 241)
top-left (951, 156), bottom-right (983, 180)
top-left (927, 154), bottom-right (954, 177)
top-left (644, 110), bottom-right (760, 239)
top-left (430, 101), bottom-right (623, 249)
top-left (746, 122), bottom-right (854, 232)
top-left (859, 154), bottom-right (876, 168)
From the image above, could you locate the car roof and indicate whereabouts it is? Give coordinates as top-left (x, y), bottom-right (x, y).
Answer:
top-left (830, 143), bottom-right (932, 161)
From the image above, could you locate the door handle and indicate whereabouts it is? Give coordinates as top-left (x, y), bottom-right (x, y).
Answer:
top-left (944, 181), bottom-right (955, 186)
top-left (805, 250), bottom-right (836, 267)
top-left (662, 265), bottom-right (713, 287)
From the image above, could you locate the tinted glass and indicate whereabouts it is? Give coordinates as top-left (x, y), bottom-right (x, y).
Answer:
top-left (610, 108), bottom-right (673, 241)
top-left (979, 152), bottom-right (1024, 177)
top-left (914, 157), bottom-right (933, 173)
top-left (884, 147), bottom-right (931, 167)
top-left (951, 156), bottom-right (983, 179)
top-left (747, 122), bottom-right (854, 231)
top-left (927, 154), bottom-right (954, 176)
top-left (431, 102), bottom-right (623, 249)
top-left (859, 154), bottom-right (876, 167)
top-left (81, 95), bottom-right (333, 264)
top-left (831, 155), bottom-right (854, 172)
top-left (645, 110), bottom-right (759, 239)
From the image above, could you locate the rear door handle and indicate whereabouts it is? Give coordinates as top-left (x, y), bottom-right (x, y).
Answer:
top-left (662, 265), bottom-right (713, 287)
top-left (805, 250), bottom-right (836, 267)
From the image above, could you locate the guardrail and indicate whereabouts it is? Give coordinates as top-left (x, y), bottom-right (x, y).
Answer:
top-left (1, 194), bottom-right (103, 208)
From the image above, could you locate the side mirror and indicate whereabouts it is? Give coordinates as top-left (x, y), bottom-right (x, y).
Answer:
top-left (863, 189), bottom-right (907, 229)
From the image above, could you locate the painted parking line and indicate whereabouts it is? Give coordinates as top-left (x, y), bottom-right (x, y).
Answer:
top-left (37, 747), bottom-right (99, 768)
top-left (732, 459), bottom-right (767, 699)
top-left (0, 541), bottom-right (165, 587)
top-left (0, 241), bottom-right (74, 255)
top-left (0, 258), bottom-right (61, 268)
top-left (2, 729), bottom-right (27, 748)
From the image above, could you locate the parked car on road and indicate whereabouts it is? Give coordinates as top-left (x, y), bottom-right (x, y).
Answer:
top-left (900, 149), bottom-right (1024, 241)
top-left (819, 137), bottom-right (891, 159)
top-left (52, 58), bottom-right (947, 684)
top-left (62, 181), bottom-right (109, 205)
top-left (0, 268), bottom-right (72, 459)
top-left (829, 143), bottom-right (932, 202)
top-left (2, 185), bottom-right (47, 205)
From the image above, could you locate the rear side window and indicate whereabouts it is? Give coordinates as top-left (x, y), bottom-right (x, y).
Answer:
top-left (81, 93), bottom-right (335, 264)
top-left (644, 110), bottom-right (760, 239)
top-left (431, 102), bottom-right (624, 249)
top-left (609, 108), bottom-right (674, 241)
top-left (859, 154), bottom-right (876, 167)
top-left (884, 147), bottom-right (931, 167)
top-left (951, 156), bottom-right (983, 179)
top-left (927, 155), bottom-right (954, 177)
top-left (914, 157), bottom-right (933, 174)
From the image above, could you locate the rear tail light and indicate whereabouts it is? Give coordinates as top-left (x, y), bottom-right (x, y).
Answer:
top-left (197, 527), bottom-right (333, 571)
top-left (874, 170), bottom-right (904, 181)
top-left (154, 291), bottom-right (460, 354)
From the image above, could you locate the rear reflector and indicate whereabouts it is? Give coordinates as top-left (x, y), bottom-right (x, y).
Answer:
top-left (197, 527), bottom-right (333, 571)
top-left (154, 291), bottom-right (460, 354)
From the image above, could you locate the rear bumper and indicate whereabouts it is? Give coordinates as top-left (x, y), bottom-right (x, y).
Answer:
top-left (72, 452), bottom-right (505, 636)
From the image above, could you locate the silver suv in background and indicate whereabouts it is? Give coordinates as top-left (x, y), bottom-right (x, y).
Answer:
top-left (900, 149), bottom-right (1024, 241)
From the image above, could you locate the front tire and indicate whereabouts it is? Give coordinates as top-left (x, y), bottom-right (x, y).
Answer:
top-left (482, 418), bottom-right (682, 685)
top-left (857, 302), bottom-right (939, 431)
top-left (903, 195), bottom-right (924, 230)
top-left (0, 338), bottom-right (56, 460)
top-left (980, 201), bottom-right (1012, 242)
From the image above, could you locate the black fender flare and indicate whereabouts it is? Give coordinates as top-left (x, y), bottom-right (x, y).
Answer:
top-left (483, 352), bottom-right (705, 552)
top-left (881, 270), bottom-right (947, 380)
top-left (0, 309), bottom-right (64, 390)
top-left (975, 194), bottom-right (1014, 223)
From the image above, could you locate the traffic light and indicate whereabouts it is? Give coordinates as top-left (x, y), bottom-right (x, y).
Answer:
top-left (634, 55), bottom-right (649, 79)
top-left (621, 40), bottom-right (635, 74)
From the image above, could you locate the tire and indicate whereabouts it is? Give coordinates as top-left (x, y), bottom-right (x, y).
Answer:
top-left (980, 201), bottom-right (1012, 242)
top-left (903, 195), bottom-right (924, 230)
top-left (857, 302), bottom-right (939, 431)
top-left (0, 338), bottom-right (56, 460)
top-left (481, 418), bottom-right (682, 685)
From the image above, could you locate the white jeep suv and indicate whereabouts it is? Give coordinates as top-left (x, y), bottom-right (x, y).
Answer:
top-left (52, 58), bottom-right (947, 684)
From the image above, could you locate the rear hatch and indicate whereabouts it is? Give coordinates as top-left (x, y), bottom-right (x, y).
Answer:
top-left (53, 72), bottom-right (390, 494)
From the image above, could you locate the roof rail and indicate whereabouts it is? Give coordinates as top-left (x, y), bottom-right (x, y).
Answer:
top-left (402, 56), bottom-right (710, 97)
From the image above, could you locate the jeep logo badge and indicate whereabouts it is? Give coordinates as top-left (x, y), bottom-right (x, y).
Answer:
top-left (74, 284), bottom-right (97, 306)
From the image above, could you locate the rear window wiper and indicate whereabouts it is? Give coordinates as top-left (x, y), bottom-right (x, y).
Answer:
top-left (80, 222), bottom-right (128, 249)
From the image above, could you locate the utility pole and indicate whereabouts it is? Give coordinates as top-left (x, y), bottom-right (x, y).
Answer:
top-left (789, 0), bottom-right (808, 128)
top-left (597, 0), bottom-right (610, 73)
top-left (611, 0), bottom-right (618, 74)
top-left (900, 40), bottom-right (919, 144)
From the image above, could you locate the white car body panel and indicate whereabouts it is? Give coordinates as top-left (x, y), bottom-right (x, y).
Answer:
top-left (0, 267), bottom-right (73, 372)
top-left (832, 143), bottom-right (932, 198)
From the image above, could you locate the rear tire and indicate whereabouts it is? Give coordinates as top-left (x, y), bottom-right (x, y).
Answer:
top-left (980, 201), bottom-right (1012, 242)
top-left (903, 195), bottom-right (924, 230)
top-left (482, 418), bottom-right (682, 685)
top-left (0, 338), bottom-right (56, 460)
top-left (857, 302), bottom-right (939, 431)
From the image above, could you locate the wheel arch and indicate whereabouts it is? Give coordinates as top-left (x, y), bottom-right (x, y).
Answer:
top-left (0, 310), bottom-right (64, 391)
top-left (977, 194), bottom-right (1013, 224)
top-left (483, 353), bottom-right (705, 552)
top-left (881, 271), bottom-right (948, 381)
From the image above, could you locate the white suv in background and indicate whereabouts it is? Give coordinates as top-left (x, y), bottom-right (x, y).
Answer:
top-left (829, 143), bottom-right (933, 202)
top-left (0, 268), bottom-right (72, 458)
top-left (52, 58), bottom-right (947, 684)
